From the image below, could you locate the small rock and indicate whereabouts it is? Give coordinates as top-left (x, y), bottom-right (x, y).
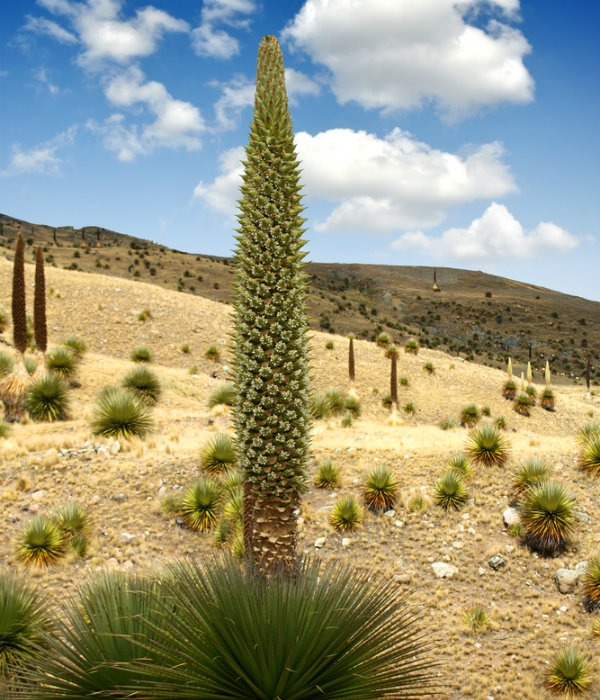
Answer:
top-left (96, 447), bottom-right (109, 459)
top-left (314, 537), bottom-right (326, 549)
top-left (111, 493), bottom-right (127, 503)
top-left (394, 573), bottom-right (412, 584)
top-left (503, 507), bottom-right (520, 528)
top-left (110, 441), bottom-right (121, 455)
top-left (555, 568), bottom-right (579, 594)
top-left (384, 510), bottom-right (395, 518)
top-left (431, 562), bottom-right (458, 578)
top-left (488, 555), bottom-right (506, 571)
top-left (574, 561), bottom-right (588, 575)
top-left (575, 511), bottom-right (589, 522)
top-left (89, 494), bottom-right (100, 505)
top-left (478, 567), bottom-right (485, 576)
top-left (395, 520), bottom-right (404, 527)
top-left (119, 532), bottom-right (136, 544)
top-left (122, 560), bottom-right (134, 570)
top-left (31, 490), bottom-right (46, 502)
top-left (158, 486), bottom-right (168, 499)
top-left (341, 538), bottom-right (351, 548)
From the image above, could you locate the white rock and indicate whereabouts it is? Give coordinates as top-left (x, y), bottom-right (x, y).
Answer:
top-left (341, 538), bottom-right (351, 548)
top-left (111, 441), bottom-right (122, 455)
top-left (31, 490), bottom-right (46, 502)
top-left (384, 510), bottom-right (395, 518)
top-left (431, 562), bottom-right (458, 578)
top-left (503, 507), bottom-right (520, 528)
top-left (158, 486), bottom-right (168, 499)
top-left (555, 568), bottom-right (579, 594)
top-left (314, 537), bottom-right (326, 549)
top-left (119, 532), bottom-right (136, 544)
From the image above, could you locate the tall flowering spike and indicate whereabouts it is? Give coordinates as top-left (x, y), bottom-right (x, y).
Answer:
top-left (507, 357), bottom-right (512, 379)
top-left (12, 233), bottom-right (27, 354)
top-left (233, 35), bottom-right (311, 575)
top-left (34, 246), bottom-right (47, 354)
top-left (545, 360), bottom-right (551, 386)
top-left (385, 345), bottom-right (399, 407)
top-left (526, 361), bottom-right (532, 385)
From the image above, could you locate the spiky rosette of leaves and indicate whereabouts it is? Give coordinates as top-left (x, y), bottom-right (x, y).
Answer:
top-left (24, 373), bottom-right (70, 422)
top-left (577, 421), bottom-right (600, 444)
top-left (314, 458), bottom-right (340, 488)
top-left (434, 471), bottom-right (468, 511)
top-left (460, 403), bottom-right (481, 427)
top-left (404, 338), bottom-right (419, 354)
top-left (0, 351), bottom-right (14, 378)
top-left (324, 388), bottom-right (346, 416)
top-left (448, 453), bottom-right (471, 478)
top-left (513, 393), bottom-right (531, 416)
top-left (520, 480), bottom-right (575, 554)
top-left (579, 435), bottom-right (600, 476)
top-left (467, 425), bottom-right (509, 467)
top-left (207, 383), bottom-right (235, 409)
top-left (62, 336), bottom-right (87, 359)
top-left (331, 496), bottom-right (363, 531)
top-left (91, 388), bottom-right (153, 440)
top-left (201, 433), bottom-right (237, 473)
top-left (502, 379), bottom-right (517, 400)
top-left (180, 478), bottom-right (221, 532)
top-left (540, 387), bottom-right (555, 411)
top-left (12, 233), bottom-right (27, 354)
top-left (121, 365), bottom-right (161, 405)
top-left (131, 345), bottom-right (152, 363)
top-left (16, 516), bottom-right (65, 566)
top-left (581, 555), bottom-right (600, 612)
top-left (33, 246), bottom-right (47, 354)
top-left (544, 647), bottom-right (591, 696)
top-left (46, 346), bottom-right (77, 382)
top-left (510, 457), bottom-right (550, 501)
top-left (232, 35), bottom-right (311, 574)
top-left (364, 464), bottom-right (398, 511)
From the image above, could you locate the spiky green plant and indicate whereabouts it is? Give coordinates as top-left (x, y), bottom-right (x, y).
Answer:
top-left (364, 464), bottom-right (398, 511)
top-left (0, 420), bottom-right (9, 439)
top-left (121, 365), bottom-right (161, 405)
top-left (324, 388), bottom-right (346, 416)
top-left (581, 555), bottom-right (600, 612)
top-left (91, 388), bottom-right (153, 440)
top-left (62, 336), bottom-right (87, 358)
top-left (52, 502), bottom-right (90, 557)
top-left (375, 332), bottom-right (391, 348)
top-left (311, 391), bottom-right (333, 419)
top-left (514, 392), bottom-right (531, 416)
top-left (577, 421), bottom-right (600, 444)
top-left (467, 424), bottom-right (509, 467)
top-left (463, 606), bottom-right (488, 634)
top-left (205, 344), bottom-right (220, 360)
top-left (404, 338), bottom-right (419, 354)
top-left (344, 394), bottom-right (360, 417)
top-left (201, 434), bottom-right (237, 473)
top-left (544, 647), bottom-right (590, 696)
top-left (593, 616), bottom-right (600, 638)
top-left (160, 493), bottom-right (181, 515)
top-left (180, 478), bottom-right (221, 532)
top-left (331, 496), bottom-right (363, 531)
top-left (0, 309), bottom-right (6, 335)
top-left (381, 393), bottom-right (393, 409)
top-left (520, 480), bottom-right (575, 554)
top-left (0, 351), bottom-right (14, 378)
top-left (460, 403), bottom-right (481, 427)
top-left (16, 516), bottom-right (65, 566)
top-left (223, 468), bottom-right (243, 497)
top-left (434, 471), bottom-right (467, 511)
top-left (400, 375), bottom-right (409, 386)
top-left (408, 495), bottom-right (426, 512)
top-left (448, 453), bottom-right (471, 478)
top-left (510, 457), bottom-right (550, 501)
top-left (525, 385), bottom-right (536, 404)
top-left (223, 488), bottom-right (243, 524)
top-left (403, 401), bottom-right (415, 415)
top-left (0, 575), bottom-right (51, 683)
top-left (130, 345), bottom-right (152, 363)
top-left (341, 411), bottom-right (353, 428)
top-left (45, 346), bottom-right (77, 382)
top-left (207, 383), bottom-right (235, 409)
top-left (540, 386), bottom-right (555, 411)
top-left (495, 415), bottom-right (507, 430)
top-left (439, 416), bottom-right (457, 430)
top-left (24, 374), bottom-right (70, 422)
top-left (315, 458), bottom-right (340, 488)
top-left (423, 361), bottom-right (435, 374)
top-left (482, 405), bottom-right (491, 417)
top-left (502, 379), bottom-right (517, 400)
top-left (580, 435), bottom-right (600, 476)
top-left (325, 340), bottom-right (334, 350)
top-left (215, 518), bottom-right (235, 546)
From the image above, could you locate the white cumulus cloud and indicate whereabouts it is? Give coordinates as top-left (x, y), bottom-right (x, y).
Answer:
top-left (282, 0), bottom-right (534, 119)
top-left (390, 202), bottom-right (578, 260)
top-left (2, 126), bottom-right (76, 176)
top-left (191, 0), bottom-right (256, 59)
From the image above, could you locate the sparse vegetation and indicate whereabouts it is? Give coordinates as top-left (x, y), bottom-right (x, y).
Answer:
top-left (463, 606), bottom-right (488, 634)
top-left (205, 344), bottom-right (220, 360)
top-left (0, 351), bottom-right (14, 377)
top-left (130, 345), bottom-right (152, 363)
top-left (440, 416), bottom-right (457, 430)
top-left (460, 403), bottom-right (481, 427)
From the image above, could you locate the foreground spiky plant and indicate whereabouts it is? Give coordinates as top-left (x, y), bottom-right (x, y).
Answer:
top-left (314, 458), bottom-right (340, 488)
top-left (581, 555), bottom-right (600, 612)
top-left (578, 421), bottom-right (600, 444)
top-left (207, 383), bottom-right (235, 409)
top-left (52, 502), bottom-right (90, 557)
top-left (0, 575), bottom-right (51, 683)
top-left (364, 464), bottom-right (398, 511)
top-left (502, 379), bottom-right (517, 400)
top-left (130, 345), bottom-right (152, 363)
top-left (311, 391), bottom-right (333, 419)
top-left (423, 361), bottom-right (435, 375)
top-left (121, 365), bottom-right (161, 404)
top-left (513, 392), bottom-right (531, 416)
top-left (544, 647), bottom-right (591, 697)
top-left (520, 480), bottom-right (575, 554)
top-left (540, 386), bottom-right (555, 411)
top-left (331, 496), bottom-right (363, 531)
top-left (579, 435), bottom-right (600, 476)
top-left (525, 384), bottom-right (536, 405)
top-left (45, 346), bottom-right (77, 383)
top-left (510, 457), bottom-right (550, 502)
top-left (24, 374), bottom-right (70, 422)
top-left (200, 433), bottom-right (237, 473)
top-left (460, 403), bottom-right (481, 427)
top-left (434, 471), bottom-right (468, 511)
top-left (91, 388), bottom-right (153, 440)
top-left (448, 453), bottom-right (471, 478)
top-left (467, 424), bottom-right (509, 467)
top-left (62, 336), bottom-right (87, 359)
top-left (16, 516), bottom-right (65, 566)
top-left (232, 35), bottom-right (311, 574)
top-left (180, 478), bottom-right (221, 531)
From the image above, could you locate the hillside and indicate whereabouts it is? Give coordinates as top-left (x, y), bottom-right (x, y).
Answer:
top-left (1, 211), bottom-right (598, 385)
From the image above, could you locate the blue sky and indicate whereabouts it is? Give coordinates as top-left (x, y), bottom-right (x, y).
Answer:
top-left (1, 0), bottom-right (598, 300)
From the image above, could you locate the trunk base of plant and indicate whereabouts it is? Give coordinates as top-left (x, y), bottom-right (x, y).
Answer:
top-left (347, 384), bottom-right (359, 400)
top-left (32, 351), bottom-right (47, 380)
top-left (386, 405), bottom-right (402, 426)
top-left (0, 353), bottom-right (30, 422)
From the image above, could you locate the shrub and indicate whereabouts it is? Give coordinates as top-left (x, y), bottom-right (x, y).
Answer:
top-left (0, 574), bottom-right (51, 681)
top-left (325, 340), bottom-right (334, 350)
top-left (439, 416), bottom-right (456, 431)
top-left (579, 435), bottom-right (600, 477)
top-left (423, 362), bottom-right (435, 374)
top-left (578, 421), bottom-right (600, 444)
top-left (0, 420), bottom-right (9, 439)
top-left (223, 468), bottom-right (242, 497)
top-left (189, 364), bottom-right (199, 375)
top-left (467, 425), bottom-right (509, 467)
top-left (91, 388), bottom-right (154, 440)
top-left (180, 344), bottom-right (190, 354)
top-left (315, 458), bottom-right (340, 488)
top-left (381, 393), bottom-right (393, 409)
top-left (375, 332), bottom-right (391, 348)
top-left (404, 338), bottom-right (419, 354)
top-left (311, 391), bottom-right (333, 419)
top-left (448, 453), bottom-right (471, 478)
top-left (434, 471), bottom-right (467, 511)
top-left (200, 434), bottom-right (237, 473)
top-left (495, 415), bottom-right (507, 430)
top-left (331, 496), bottom-right (363, 531)
top-left (51, 502), bottom-right (90, 557)
top-left (24, 356), bottom-right (37, 375)
top-left (502, 379), bottom-right (517, 400)
top-left (581, 555), bottom-right (600, 612)
top-left (525, 385), bottom-right (536, 404)
top-left (205, 344), bottom-right (220, 360)
top-left (215, 518), bottom-right (234, 546)
top-left (510, 457), bottom-right (550, 501)
top-left (222, 488), bottom-right (243, 524)
top-left (460, 403), bottom-right (481, 427)
top-left (344, 394), bottom-right (361, 417)
top-left (520, 480), bottom-right (575, 554)
top-left (180, 478), bottom-right (221, 531)
top-left (341, 411), bottom-right (353, 427)
top-left (121, 366), bottom-right (161, 405)
top-left (160, 493), bottom-right (182, 515)
top-left (544, 647), bottom-right (590, 696)
top-left (62, 336), bottom-right (87, 358)
top-left (15, 516), bottom-right (65, 566)
top-left (364, 464), bottom-right (398, 511)
top-left (482, 405), bottom-right (491, 417)
top-left (403, 401), bottom-right (415, 414)
top-left (24, 374), bottom-right (70, 422)
top-left (408, 495), bottom-right (426, 511)
top-left (513, 393), bottom-right (531, 416)
top-left (540, 387), bottom-right (555, 411)
top-left (207, 383), bottom-right (235, 409)
top-left (131, 345), bottom-right (152, 363)
top-left (0, 350), bottom-right (14, 377)
top-left (0, 309), bottom-right (6, 334)
top-left (400, 375), bottom-right (409, 386)
top-left (324, 388), bottom-right (347, 416)
top-left (463, 606), bottom-right (488, 634)
top-left (45, 346), bottom-right (77, 382)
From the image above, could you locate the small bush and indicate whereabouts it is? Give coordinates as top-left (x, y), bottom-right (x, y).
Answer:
top-left (46, 346), bottom-right (77, 382)
top-left (581, 555), bottom-right (600, 612)
top-left (434, 471), bottom-right (467, 511)
top-left (513, 393), bottom-right (531, 416)
top-left (381, 393), bottom-right (393, 409)
top-left (180, 478), bottom-right (221, 531)
top-left (0, 420), bottom-right (9, 439)
top-left (460, 403), bottom-right (481, 427)
top-left (180, 344), bottom-right (190, 354)
top-left (131, 345), bottom-right (152, 363)
top-left (408, 495), bottom-right (425, 511)
top-left (400, 375), bottom-right (409, 386)
top-left (25, 374), bottom-right (70, 422)
top-left (16, 516), bottom-right (65, 566)
top-left (544, 647), bottom-right (590, 696)
top-left (423, 362), bottom-right (435, 374)
top-left (404, 338), bottom-right (419, 354)
top-left (121, 366), bottom-right (161, 405)
top-left (482, 405), bottom-right (491, 417)
top-left (463, 606), bottom-right (488, 634)
top-left (344, 394), bottom-right (361, 417)
top-left (91, 388), bottom-right (154, 440)
top-left (341, 411), bottom-right (353, 427)
top-left (62, 336), bottom-right (87, 358)
top-left (439, 416), bottom-right (456, 431)
top-left (448, 453), bottom-right (471, 478)
top-left (161, 493), bottom-right (182, 515)
top-left (364, 465), bottom-right (398, 511)
top-left (215, 518), bottom-right (234, 546)
top-left (331, 496), bottom-right (363, 531)
top-left (403, 401), bottom-right (415, 415)
top-left (579, 435), bottom-right (600, 477)
top-left (0, 309), bottom-right (6, 334)
top-left (311, 391), bottom-right (333, 419)
top-left (189, 364), bottom-right (199, 375)
top-left (324, 388), bottom-right (347, 416)
top-left (525, 385), bottom-right (536, 404)
top-left (205, 344), bottom-right (220, 360)
top-left (510, 457), bottom-right (550, 502)
top-left (207, 383), bottom-right (235, 409)
top-left (578, 421), bottom-right (600, 444)
top-left (375, 332), bottom-right (391, 347)
top-left (495, 415), bottom-right (507, 430)
top-left (520, 480), bottom-right (575, 554)
top-left (325, 340), bottom-right (334, 350)
top-left (540, 387), bottom-right (555, 411)
top-left (467, 425), bottom-right (509, 467)
top-left (52, 503), bottom-right (90, 557)
top-left (0, 350), bottom-right (14, 377)
top-left (222, 488), bottom-right (243, 523)
top-left (502, 379), bottom-right (517, 400)
top-left (315, 459), bottom-right (340, 488)
top-left (200, 434), bottom-right (237, 473)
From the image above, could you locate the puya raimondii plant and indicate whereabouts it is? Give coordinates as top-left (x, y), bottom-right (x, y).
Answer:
top-left (232, 35), bottom-right (311, 575)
